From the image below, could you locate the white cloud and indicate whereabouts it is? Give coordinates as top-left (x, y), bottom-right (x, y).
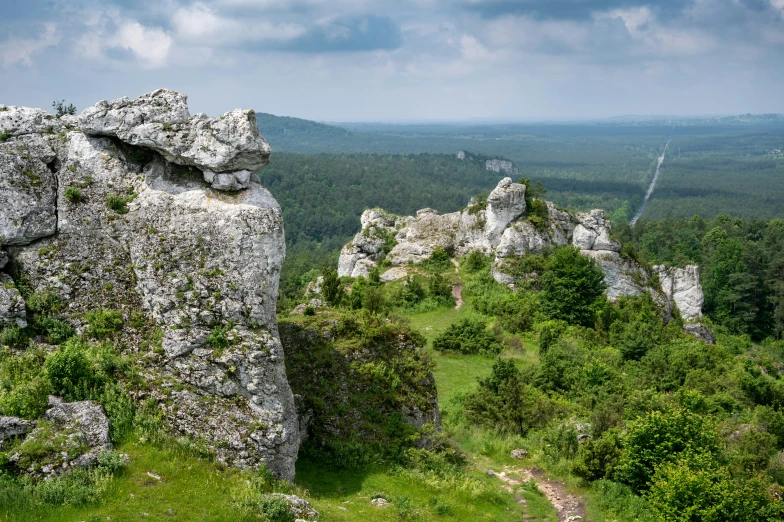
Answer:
top-left (112, 21), bottom-right (172, 68)
top-left (171, 3), bottom-right (306, 46)
top-left (459, 34), bottom-right (490, 60)
top-left (0, 24), bottom-right (59, 67)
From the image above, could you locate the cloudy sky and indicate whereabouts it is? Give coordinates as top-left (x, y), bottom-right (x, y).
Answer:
top-left (1, 0), bottom-right (783, 121)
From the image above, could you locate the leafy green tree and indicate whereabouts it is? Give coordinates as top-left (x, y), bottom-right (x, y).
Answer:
top-left (619, 408), bottom-right (721, 493)
top-left (432, 318), bottom-right (502, 356)
top-left (321, 267), bottom-right (343, 306)
top-left (540, 246), bottom-right (606, 327)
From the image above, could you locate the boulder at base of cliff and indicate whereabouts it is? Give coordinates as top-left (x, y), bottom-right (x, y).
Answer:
top-left (8, 398), bottom-right (123, 478)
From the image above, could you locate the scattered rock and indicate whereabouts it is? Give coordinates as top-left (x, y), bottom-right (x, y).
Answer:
top-left (337, 178), bottom-right (704, 320)
top-left (371, 497), bottom-right (389, 507)
top-left (0, 416), bottom-right (35, 448)
top-left (305, 276), bottom-right (324, 296)
top-left (684, 322), bottom-right (716, 344)
top-left (380, 267), bottom-right (408, 282)
top-left (511, 449), bottom-right (528, 459)
top-left (486, 159), bottom-right (519, 176)
top-left (291, 299), bottom-right (327, 316)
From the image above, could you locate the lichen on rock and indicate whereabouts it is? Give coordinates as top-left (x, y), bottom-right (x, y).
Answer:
top-left (0, 90), bottom-right (299, 479)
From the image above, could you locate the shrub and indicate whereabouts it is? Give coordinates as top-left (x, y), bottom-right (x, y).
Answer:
top-left (572, 430), bottom-right (623, 482)
top-left (85, 309), bottom-right (123, 339)
top-left (0, 374), bottom-right (51, 418)
top-left (64, 186), bottom-right (85, 204)
top-left (51, 99), bottom-right (76, 118)
top-left (207, 323), bottom-right (233, 350)
top-left (38, 316), bottom-right (75, 345)
top-left (321, 267), bottom-right (343, 306)
top-left (428, 274), bottom-right (452, 301)
top-left (303, 306), bottom-right (316, 316)
top-left (26, 291), bottom-right (63, 315)
top-left (493, 292), bottom-right (537, 333)
top-left (45, 339), bottom-right (100, 401)
top-left (462, 250), bottom-right (489, 272)
top-left (0, 326), bottom-right (28, 349)
top-left (647, 456), bottom-right (779, 522)
top-left (619, 408), bottom-right (721, 493)
top-left (433, 318), bottom-right (502, 356)
top-left (421, 247), bottom-right (452, 273)
top-left (540, 246), bottom-right (606, 327)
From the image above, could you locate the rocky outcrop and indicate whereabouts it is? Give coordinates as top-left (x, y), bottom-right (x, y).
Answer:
top-left (0, 273), bottom-right (26, 328)
top-left (338, 178), bottom-right (705, 322)
top-left (0, 90), bottom-right (298, 479)
top-left (79, 89), bottom-right (270, 191)
top-left (9, 398), bottom-right (118, 478)
top-left (0, 416), bottom-right (34, 448)
top-left (486, 159), bottom-right (518, 176)
top-left (456, 151), bottom-right (519, 176)
top-left (655, 265), bottom-right (703, 322)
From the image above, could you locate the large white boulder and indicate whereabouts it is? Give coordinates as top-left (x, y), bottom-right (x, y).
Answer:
top-left (655, 264), bottom-right (704, 322)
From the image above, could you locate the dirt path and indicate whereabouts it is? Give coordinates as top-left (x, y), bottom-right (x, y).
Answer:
top-left (450, 259), bottom-right (463, 309)
top-left (488, 467), bottom-right (589, 522)
top-left (452, 284), bottom-right (463, 309)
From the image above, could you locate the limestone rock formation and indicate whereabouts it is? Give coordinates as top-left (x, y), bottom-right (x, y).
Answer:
top-left (9, 398), bottom-right (117, 478)
top-left (79, 89), bottom-right (271, 191)
top-left (0, 273), bottom-right (26, 328)
top-left (338, 178), bottom-right (706, 323)
top-left (485, 159), bottom-right (519, 176)
top-left (0, 90), bottom-right (298, 479)
top-left (0, 416), bottom-right (34, 448)
top-left (655, 265), bottom-right (704, 322)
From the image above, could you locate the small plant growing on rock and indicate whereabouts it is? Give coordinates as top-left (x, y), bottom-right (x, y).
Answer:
top-left (0, 129), bottom-right (10, 142)
top-left (64, 186), bottom-right (86, 204)
top-left (105, 193), bottom-right (136, 214)
top-left (85, 308), bottom-right (124, 339)
top-left (207, 323), bottom-right (234, 351)
top-left (51, 99), bottom-right (77, 118)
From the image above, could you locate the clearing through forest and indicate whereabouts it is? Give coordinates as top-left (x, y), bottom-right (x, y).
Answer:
top-left (630, 129), bottom-right (673, 226)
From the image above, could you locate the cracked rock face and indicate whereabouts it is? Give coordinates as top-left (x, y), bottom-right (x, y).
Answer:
top-left (79, 89), bottom-right (271, 191)
top-left (338, 178), bottom-right (704, 321)
top-left (0, 90), bottom-right (298, 479)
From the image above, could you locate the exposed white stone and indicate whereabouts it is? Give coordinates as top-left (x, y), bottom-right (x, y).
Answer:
top-left (485, 159), bottom-right (519, 176)
top-left (655, 264), bottom-right (704, 321)
top-left (79, 89), bottom-right (271, 191)
top-left (0, 274), bottom-right (26, 328)
top-left (380, 267), bottom-right (408, 282)
top-left (485, 178), bottom-right (527, 245)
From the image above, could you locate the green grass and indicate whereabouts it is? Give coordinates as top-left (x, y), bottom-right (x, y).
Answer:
top-left (295, 459), bottom-right (521, 521)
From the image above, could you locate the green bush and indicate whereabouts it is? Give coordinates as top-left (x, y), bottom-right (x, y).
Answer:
top-left (26, 291), bottom-right (63, 315)
top-left (0, 374), bottom-right (51, 419)
top-left (321, 267), bottom-right (343, 306)
top-left (428, 274), bottom-right (452, 301)
top-left (207, 323), bottom-right (233, 350)
top-left (493, 292), bottom-right (537, 333)
top-left (45, 339), bottom-right (101, 401)
top-left (572, 430), bottom-right (623, 482)
top-left (619, 408), bottom-right (721, 493)
top-left (647, 455), bottom-right (779, 522)
top-left (432, 318), bottom-right (502, 356)
top-left (0, 326), bottom-right (28, 349)
top-left (85, 309), bottom-right (123, 339)
top-left (421, 247), bottom-right (452, 273)
top-left (540, 246), bottom-right (606, 327)
top-left (38, 316), bottom-right (75, 345)
top-left (462, 250), bottom-right (490, 272)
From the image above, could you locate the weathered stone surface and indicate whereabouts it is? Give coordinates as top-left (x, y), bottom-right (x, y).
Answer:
top-left (485, 178), bottom-right (526, 244)
top-left (10, 399), bottom-right (114, 478)
top-left (485, 159), bottom-right (518, 176)
top-left (655, 264), bottom-right (704, 321)
top-left (338, 179), bottom-right (703, 319)
top-left (0, 274), bottom-right (26, 328)
top-left (0, 416), bottom-right (34, 446)
top-left (0, 134), bottom-right (59, 245)
top-left (2, 90), bottom-right (299, 480)
top-left (0, 251), bottom-right (7, 269)
top-left (380, 266), bottom-right (408, 282)
top-left (79, 89), bottom-right (271, 191)
top-left (0, 105), bottom-right (67, 136)
top-left (271, 494), bottom-right (318, 521)
top-left (291, 299), bottom-right (326, 315)
top-left (684, 323), bottom-right (716, 344)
